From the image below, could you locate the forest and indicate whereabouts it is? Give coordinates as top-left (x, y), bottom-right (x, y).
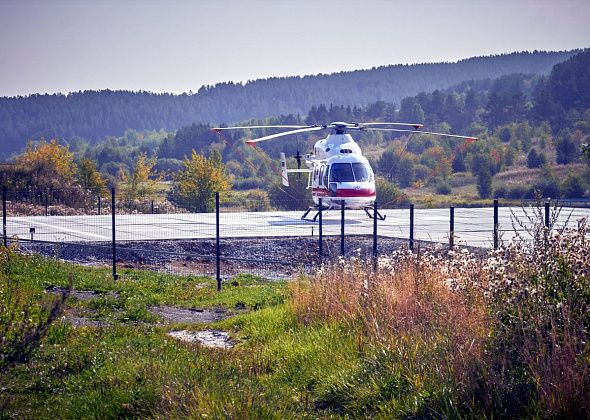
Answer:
top-left (0, 50), bottom-right (579, 160)
top-left (1, 49), bottom-right (589, 210)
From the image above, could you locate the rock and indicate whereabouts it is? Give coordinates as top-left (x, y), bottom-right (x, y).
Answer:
top-left (168, 329), bottom-right (234, 349)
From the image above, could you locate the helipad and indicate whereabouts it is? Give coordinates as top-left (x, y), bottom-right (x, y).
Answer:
top-left (5, 206), bottom-right (589, 249)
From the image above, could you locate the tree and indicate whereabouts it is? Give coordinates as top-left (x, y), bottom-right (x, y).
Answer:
top-left (172, 150), bottom-right (232, 212)
top-left (118, 152), bottom-right (162, 200)
top-left (527, 148), bottom-right (547, 168)
top-left (477, 168), bottom-right (493, 199)
top-left (377, 148), bottom-right (415, 187)
top-left (78, 158), bottom-right (107, 194)
top-left (17, 139), bottom-right (76, 184)
top-left (583, 142), bottom-right (590, 164)
top-left (555, 132), bottom-right (579, 164)
top-left (399, 97), bottom-right (425, 124)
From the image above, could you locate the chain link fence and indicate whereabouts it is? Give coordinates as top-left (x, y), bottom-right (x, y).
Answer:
top-left (2, 186), bottom-right (589, 287)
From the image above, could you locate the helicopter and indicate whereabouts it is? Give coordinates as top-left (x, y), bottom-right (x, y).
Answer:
top-left (213, 122), bottom-right (477, 221)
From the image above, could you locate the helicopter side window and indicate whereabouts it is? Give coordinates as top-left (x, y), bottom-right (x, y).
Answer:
top-left (322, 165), bottom-right (329, 187)
top-left (352, 163), bottom-right (371, 182)
top-left (329, 163), bottom-right (355, 182)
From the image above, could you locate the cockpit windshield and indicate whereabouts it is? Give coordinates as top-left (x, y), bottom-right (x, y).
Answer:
top-left (352, 163), bottom-right (371, 182)
top-left (329, 163), bottom-right (355, 182)
top-left (329, 162), bottom-right (372, 182)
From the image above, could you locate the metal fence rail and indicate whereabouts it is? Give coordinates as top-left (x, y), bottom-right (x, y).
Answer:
top-left (2, 186), bottom-right (589, 288)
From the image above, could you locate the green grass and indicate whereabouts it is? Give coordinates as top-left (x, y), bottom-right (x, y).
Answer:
top-left (11, 246), bottom-right (583, 418)
top-left (0, 250), bottom-right (465, 418)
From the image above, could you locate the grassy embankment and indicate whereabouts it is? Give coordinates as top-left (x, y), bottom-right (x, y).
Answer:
top-left (1, 215), bottom-right (589, 418)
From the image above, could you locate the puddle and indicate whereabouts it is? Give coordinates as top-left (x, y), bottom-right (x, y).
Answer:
top-left (168, 329), bottom-right (234, 349)
top-left (150, 306), bottom-right (230, 324)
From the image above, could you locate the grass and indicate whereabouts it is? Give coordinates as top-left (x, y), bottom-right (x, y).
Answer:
top-left (1, 216), bottom-right (589, 418)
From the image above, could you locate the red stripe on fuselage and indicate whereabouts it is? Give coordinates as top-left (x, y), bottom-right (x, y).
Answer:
top-left (336, 188), bottom-right (375, 198)
top-left (311, 187), bottom-right (375, 198)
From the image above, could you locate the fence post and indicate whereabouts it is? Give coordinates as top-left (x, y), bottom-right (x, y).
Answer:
top-left (2, 186), bottom-right (6, 247)
top-left (98, 195), bottom-right (102, 215)
top-left (340, 199), bottom-right (345, 256)
top-left (493, 199), bottom-right (499, 250)
top-left (373, 201), bottom-right (378, 271)
top-left (544, 201), bottom-right (550, 228)
top-left (216, 192), bottom-right (221, 291)
top-left (373, 201), bottom-right (378, 258)
top-left (318, 198), bottom-right (323, 258)
top-left (111, 187), bottom-right (118, 280)
top-left (449, 206), bottom-right (454, 248)
top-left (151, 200), bottom-right (154, 214)
top-left (409, 203), bottom-right (414, 251)
top-left (45, 190), bottom-right (49, 217)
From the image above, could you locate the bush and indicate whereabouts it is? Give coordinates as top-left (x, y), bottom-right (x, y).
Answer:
top-left (435, 181), bottom-right (452, 195)
top-left (484, 215), bottom-right (590, 416)
top-left (244, 189), bottom-right (271, 212)
top-left (232, 177), bottom-right (266, 190)
top-left (477, 169), bottom-right (492, 198)
top-left (561, 173), bottom-right (587, 198)
top-left (268, 177), bottom-right (312, 210)
top-left (413, 164), bottom-right (430, 181)
top-left (375, 178), bottom-right (409, 208)
top-left (531, 178), bottom-right (561, 199)
top-left (495, 183), bottom-right (536, 200)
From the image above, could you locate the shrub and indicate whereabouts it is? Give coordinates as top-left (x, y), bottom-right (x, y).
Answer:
top-left (435, 181), bottom-right (452, 195)
top-left (484, 214), bottom-right (590, 416)
top-left (268, 177), bottom-right (312, 210)
top-left (244, 189), bottom-right (271, 212)
top-left (477, 169), bottom-right (493, 198)
top-left (375, 178), bottom-right (409, 208)
top-left (561, 173), bottom-right (587, 198)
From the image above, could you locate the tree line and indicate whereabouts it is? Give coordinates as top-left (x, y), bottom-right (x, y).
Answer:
top-left (0, 50), bottom-right (580, 160)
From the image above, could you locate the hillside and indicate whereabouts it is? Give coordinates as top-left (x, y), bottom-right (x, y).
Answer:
top-left (0, 50), bottom-right (580, 159)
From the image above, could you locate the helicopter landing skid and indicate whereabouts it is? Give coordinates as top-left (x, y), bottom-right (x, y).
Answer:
top-left (364, 206), bottom-right (386, 221)
top-left (301, 204), bottom-right (331, 222)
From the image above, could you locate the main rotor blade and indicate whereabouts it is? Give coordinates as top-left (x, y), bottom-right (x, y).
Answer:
top-left (213, 125), bottom-right (312, 130)
top-left (245, 126), bottom-right (326, 145)
top-left (367, 128), bottom-right (478, 141)
top-left (356, 122), bottom-right (424, 129)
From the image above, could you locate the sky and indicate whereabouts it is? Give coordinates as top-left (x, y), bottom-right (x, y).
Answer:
top-left (0, 0), bottom-right (589, 97)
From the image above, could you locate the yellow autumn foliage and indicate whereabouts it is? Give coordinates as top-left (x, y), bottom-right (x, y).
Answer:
top-left (173, 149), bottom-right (231, 212)
top-left (17, 139), bottom-right (76, 182)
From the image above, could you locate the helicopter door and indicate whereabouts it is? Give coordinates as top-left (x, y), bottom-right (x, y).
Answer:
top-left (322, 165), bottom-right (329, 188)
top-left (312, 165), bottom-right (319, 188)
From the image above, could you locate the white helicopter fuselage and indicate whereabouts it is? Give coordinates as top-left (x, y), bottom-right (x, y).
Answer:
top-left (306, 132), bottom-right (376, 209)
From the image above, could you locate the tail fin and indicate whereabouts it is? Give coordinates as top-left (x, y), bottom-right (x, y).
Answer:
top-left (280, 152), bottom-right (289, 187)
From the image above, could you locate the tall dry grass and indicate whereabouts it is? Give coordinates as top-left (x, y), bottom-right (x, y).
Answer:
top-left (291, 248), bottom-right (490, 406)
top-left (291, 215), bottom-right (590, 416)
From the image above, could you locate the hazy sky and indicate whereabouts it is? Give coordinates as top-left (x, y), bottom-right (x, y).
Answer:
top-left (1, 0), bottom-right (589, 97)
